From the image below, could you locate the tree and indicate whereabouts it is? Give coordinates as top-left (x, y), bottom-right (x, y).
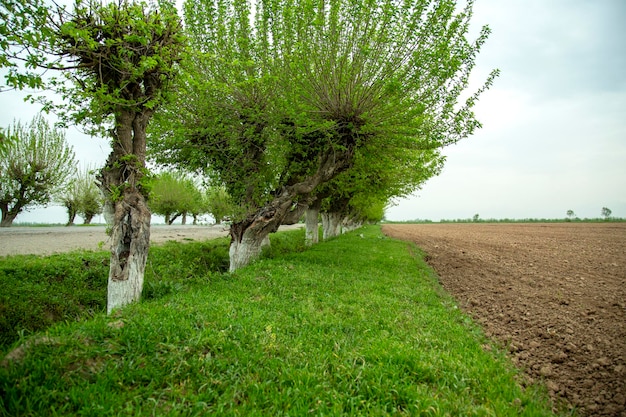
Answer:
top-left (0, 114), bottom-right (76, 227)
top-left (601, 207), bottom-right (612, 220)
top-left (58, 165), bottom-right (103, 225)
top-left (76, 166), bottom-right (103, 224)
top-left (149, 171), bottom-right (203, 225)
top-left (78, 175), bottom-right (103, 224)
top-left (4, 1), bottom-right (184, 312)
top-left (206, 186), bottom-right (237, 224)
top-left (54, 1), bottom-right (184, 313)
top-left (151, 0), bottom-right (497, 271)
top-left (566, 210), bottom-right (576, 221)
top-left (58, 174), bottom-right (81, 226)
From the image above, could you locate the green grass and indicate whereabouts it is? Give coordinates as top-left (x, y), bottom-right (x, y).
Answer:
top-left (0, 226), bottom-right (560, 416)
top-left (0, 251), bottom-right (109, 349)
top-left (0, 236), bottom-right (238, 351)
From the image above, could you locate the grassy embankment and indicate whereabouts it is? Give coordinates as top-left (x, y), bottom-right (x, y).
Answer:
top-left (1, 226), bottom-right (559, 416)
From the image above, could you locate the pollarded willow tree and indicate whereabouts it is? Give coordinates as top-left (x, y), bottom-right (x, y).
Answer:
top-left (151, 0), bottom-right (497, 271)
top-left (149, 171), bottom-right (203, 225)
top-left (3, 0), bottom-right (185, 312)
top-left (55, 1), bottom-right (185, 313)
top-left (0, 0), bottom-right (52, 91)
top-left (58, 165), bottom-right (103, 226)
top-left (0, 114), bottom-right (76, 227)
top-left (60, 165), bottom-right (104, 225)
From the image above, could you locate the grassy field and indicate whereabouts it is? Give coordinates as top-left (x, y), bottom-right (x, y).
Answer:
top-left (0, 226), bottom-right (559, 416)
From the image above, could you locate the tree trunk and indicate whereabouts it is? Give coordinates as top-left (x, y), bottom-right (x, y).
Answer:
top-left (228, 148), bottom-right (354, 271)
top-left (305, 207), bottom-right (319, 246)
top-left (229, 221), bottom-right (272, 272)
top-left (181, 212), bottom-right (187, 225)
top-left (342, 215), bottom-right (362, 233)
top-left (106, 190), bottom-right (151, 314)
top-left (168, 213), bottom-right (180, 225)
top-left (0, 211), bottom-right (18, 227)
top-left (322, 212), bottom-right (342, 240)
top-left (99, 109), bottom-right (152, 314)
top-left (228, 188), bottom-right (298, 272)
top-left (65, 204), bottom-right (77, 226)
top-left (1, 201), bottom-right (21, 227)
top-left (83, 214), bottom-right (94, 225)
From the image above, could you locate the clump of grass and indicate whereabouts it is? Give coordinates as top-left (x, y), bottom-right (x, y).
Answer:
top-left (0, 226), bottom-right (559, 416)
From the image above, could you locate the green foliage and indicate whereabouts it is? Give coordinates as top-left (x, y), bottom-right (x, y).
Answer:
top-left (0, 227), bottom-right (557, 415)
top-left (318, 141), bottom-right (445, 222)
top-left (0, 114), bottom-right (76, 226)
top-left (150, 0), bottom-right (497, 225)
top-left (107, 183), bottom-right (126, 203)
top-left (58, 178), bottom-right (81, 226)
top-left (0, 0), bottom-right (53, 90)
top-left (47, 0), bottom-right (186, 133)
top-left (148, 171), bottom-right (204, 224)
top-left (58, 165), bottom-right (104, 225)
top-left (205, 185), bottom-right (238, 224)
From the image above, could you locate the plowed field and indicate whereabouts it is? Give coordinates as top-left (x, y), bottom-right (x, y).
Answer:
top-left (382, 223), bottom-right (626, 416)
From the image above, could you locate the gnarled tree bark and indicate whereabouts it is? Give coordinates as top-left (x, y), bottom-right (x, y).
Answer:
top-left (229, 148), bottom-right (352, 271)
top-left (100, 110), bottom-right (152, 314)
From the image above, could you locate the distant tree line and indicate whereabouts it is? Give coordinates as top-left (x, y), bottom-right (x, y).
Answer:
top-left (391, 208), bottom-right (624, 224)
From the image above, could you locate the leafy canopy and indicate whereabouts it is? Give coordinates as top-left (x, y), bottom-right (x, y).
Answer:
top-left (0, 0), bottom-right (52, 90)
top-left (149, 171), bottom-right (204, 223)
top-left (52, 0), bottom-right (185, 133)
top-left (1, 0), bottom-right (185, 133)
top-left (150, 0), bottom-right (497, 220)
top-left (0, 114), bottom-right (76, 225)
top-left (58, 165), bottom-right (103, 224)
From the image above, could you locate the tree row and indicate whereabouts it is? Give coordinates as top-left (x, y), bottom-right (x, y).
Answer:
top-left (1, 0), bottom-right (497, 312)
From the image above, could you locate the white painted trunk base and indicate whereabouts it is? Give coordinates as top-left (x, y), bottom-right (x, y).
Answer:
top-left (229, 235), bottom-right (265, 272)
top-left (106, 199), bottom-right (150, 314)
top-left (107, 260), bottom-right (145, 314)
top-left (305, 208), bottom-right (319, 246)
top-left (321, 212), bottom-right (342, 240)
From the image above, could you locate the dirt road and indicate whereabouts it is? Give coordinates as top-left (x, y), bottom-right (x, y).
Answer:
top-left (0, 224), bottom-right (235, 257)
top-left (0, 224), bottom-right (307, 257)
top-left (383, 223), bottom-right (626, 416)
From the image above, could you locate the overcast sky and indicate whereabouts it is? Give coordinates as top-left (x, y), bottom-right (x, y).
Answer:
top-left (388, 0), bottom-right (626, 221)
top-left (2, 0), bottom-right (625, 224)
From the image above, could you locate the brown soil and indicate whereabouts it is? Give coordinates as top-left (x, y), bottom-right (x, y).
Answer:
top-left (382, 223), bottom-right (626, 416)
